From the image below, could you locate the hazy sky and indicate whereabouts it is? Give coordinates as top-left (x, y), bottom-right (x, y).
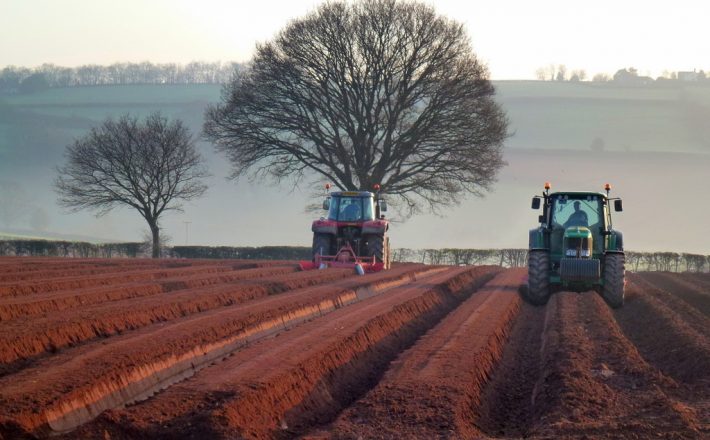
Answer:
top-left (1, 0), bottom-right (708, 79)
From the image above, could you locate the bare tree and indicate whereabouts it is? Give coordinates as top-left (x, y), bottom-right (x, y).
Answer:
top-left (535, 67), bottom-right (548, 81)
top-left (545, 64), bottom-right (557, 81)
top-left (55, 113), bottom-right (209, 258)
top-left (204, 0), bottom-right (507, 215)
top-left (555, 65), bottom-right (567, 81)
top-left (570, 69), bottom-right (587, 82)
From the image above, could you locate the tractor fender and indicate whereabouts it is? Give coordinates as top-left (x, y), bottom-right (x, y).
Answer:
top-left (607, 230), bottom-right (624, 252)
top-left (529, 228), bottom-right (548, 250)
top-left (312, 219), bottom-right (337, 235)
top-left (362, 219), bottom-right (388, 235)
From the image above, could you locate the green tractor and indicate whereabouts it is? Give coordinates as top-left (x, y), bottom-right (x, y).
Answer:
top-left (527, 183), bottom-right (625, 308)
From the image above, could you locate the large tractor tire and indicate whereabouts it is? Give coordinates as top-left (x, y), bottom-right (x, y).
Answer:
top-left (367, 234), bottom-right (389, 269)
top-left (527, 250), bottom-right (551, 305)
top-left (602, 253), bottom-right (625, 308)
top-left (312, 233), bottom-right (331, 261)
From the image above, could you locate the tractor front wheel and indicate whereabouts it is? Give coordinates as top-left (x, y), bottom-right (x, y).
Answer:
top-left (312, 234), bottom-right (331, 261)
top-left (602, 253), bottom-right (625, 308)
top-left (527, 250), bottom-right (551, 305)
top-left (367, 235), bottom-right (389, 269)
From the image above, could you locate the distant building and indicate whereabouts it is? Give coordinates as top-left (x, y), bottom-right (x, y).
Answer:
top-left (678, 71), bottom-right (699, 81)
top-left (612, 68), bottom-right (654, 84)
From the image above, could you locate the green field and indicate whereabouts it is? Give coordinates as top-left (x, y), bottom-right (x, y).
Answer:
top-left (495, 81), bottom-right (710, 152)
top-left (1, 81), bottom-right (708, 168)
top-left (2, 83), bottom-right (221, 106)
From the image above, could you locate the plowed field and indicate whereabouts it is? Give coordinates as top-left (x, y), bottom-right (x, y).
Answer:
top-left (0, 258), bottom-right (707, 439)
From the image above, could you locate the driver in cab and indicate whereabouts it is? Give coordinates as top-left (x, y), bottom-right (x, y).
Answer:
top-left (564, 201), bottom-right (588, 227)
top-left (341, 201), bottom-right (361, 221)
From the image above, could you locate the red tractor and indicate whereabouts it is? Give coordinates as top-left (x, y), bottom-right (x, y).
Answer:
top-left (300, 185), bottom-right (391, 273)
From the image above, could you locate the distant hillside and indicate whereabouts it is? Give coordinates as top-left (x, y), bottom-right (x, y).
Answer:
top-left (2, 81), bottom-right (708, 169)
top-left (1, 81), bottom-right (709, 253)
top-left (0, 228), bottom-right (114, 243)
top-left (495, 80), bottom-right (710, 153)
top-left (0, 84), bottom-right (218, 172)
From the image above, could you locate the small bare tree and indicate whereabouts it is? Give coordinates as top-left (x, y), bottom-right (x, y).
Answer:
top-left (555, 65), bottom-right (567, 81)
top-left (55, 112), bottom-right (209, 258)
top-left (535, 67), bottom-right (548, 81)
top-left (205, 0), bottom-right (507, 215)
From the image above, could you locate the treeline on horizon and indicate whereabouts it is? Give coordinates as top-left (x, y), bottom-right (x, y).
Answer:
top-left (0, 61), bottom-right (244, 94)
top-left (4, 61), bottom-right (710, 95)
top-left (535, 65), bottom-right (710, 84)
top-left (1, 239), bottom-right (708, 272)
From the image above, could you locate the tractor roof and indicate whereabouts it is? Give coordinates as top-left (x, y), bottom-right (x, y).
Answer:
top-left (330, 191), bottom-right (375, 198)
top-left (550, 191), bottom-right (607, 199)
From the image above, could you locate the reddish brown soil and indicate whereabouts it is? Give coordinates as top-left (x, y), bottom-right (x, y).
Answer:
top-left (0, 268), bottom-right (354, 374)
top-left (635, 271), bottom-right (710, 317)
top-left (0, 258), bottom-right (250, 282)
top-left (0, 260), bottom-right (708, 440)
top-left (474, 300), bottom-right (547, 438)
top-left (529, 292), bottom-right (701, 439)
top-left (72, 265), bottom-right (500, 439)
top-left (0, 263), bottom-right (296, 321)
top-left (0, 261), bottom-right (439, 437)
top-left (0, 262), bottom-right (295, 299)
top-left (323, 269), bottom-right (523, 439)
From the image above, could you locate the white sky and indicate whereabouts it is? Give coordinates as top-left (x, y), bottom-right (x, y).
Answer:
top-left (1, 0), bottom-right (708, 79)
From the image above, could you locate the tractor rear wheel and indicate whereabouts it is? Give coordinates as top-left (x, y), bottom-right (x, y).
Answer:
top-left (527, 250), bottom-right (550, 305)
top-left (367, 235), bottom-right (389, 268)
top-left (312, 234), bottom-right (331, 261)
top-left (602, 253), bottom-right (625, 308)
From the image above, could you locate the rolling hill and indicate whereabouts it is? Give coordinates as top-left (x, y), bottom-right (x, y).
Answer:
top-left (1, 81), bottom-right (709, 252)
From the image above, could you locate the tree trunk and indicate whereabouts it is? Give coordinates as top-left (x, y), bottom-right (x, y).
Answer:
top-left (149, 221), bottom-right (160, 258)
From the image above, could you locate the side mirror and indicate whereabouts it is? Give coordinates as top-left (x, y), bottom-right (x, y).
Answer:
top-left (614, 199), bottom-right (623, 212)
top-left (322, 198), bottom-right (330, 210)
top-left (532, 197), bottom-right (541, 210)
top-left (379, 199), bottom-right (388, 212)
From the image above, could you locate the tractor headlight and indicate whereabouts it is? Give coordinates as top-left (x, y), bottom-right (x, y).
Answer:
top-left (565, 248), bottom-right (591, 257)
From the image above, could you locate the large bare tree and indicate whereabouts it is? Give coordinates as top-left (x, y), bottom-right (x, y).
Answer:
top-left (56, 112), bottom-right (209, 258)
top-left (204, 0), bottom-right (507, 215)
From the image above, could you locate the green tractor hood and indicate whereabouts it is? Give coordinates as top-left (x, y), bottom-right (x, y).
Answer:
top-left (564, 226), bottom-right (592, 240)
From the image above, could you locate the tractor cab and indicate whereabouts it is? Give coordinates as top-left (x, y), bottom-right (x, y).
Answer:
top-left (323, 191), bottom-right (387, 222)
top-left (532, 186), bottom-right (623, 260)
top-left (544, 193), bottom-right (609, 258)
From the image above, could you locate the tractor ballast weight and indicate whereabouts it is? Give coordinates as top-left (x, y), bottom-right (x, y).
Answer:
top-left (527, 183), bottom-right (625, 308)
top-left (300, 185), bottom-right (391, 274)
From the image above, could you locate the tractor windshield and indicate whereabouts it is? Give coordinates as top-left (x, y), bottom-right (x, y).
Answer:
top-left (551, 195), bottom-right (602, 229)
top-left (328, 196), bottom-right (375, 221)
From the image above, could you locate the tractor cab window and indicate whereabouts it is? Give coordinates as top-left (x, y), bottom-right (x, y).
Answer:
top-left (551, 196), bottom-right (602, 229)
top-left (328, 196), bottom-right (375, 221)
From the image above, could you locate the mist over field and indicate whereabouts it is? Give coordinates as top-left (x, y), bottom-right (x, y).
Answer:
top-left (1, 81), bottom-right (709, 253)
